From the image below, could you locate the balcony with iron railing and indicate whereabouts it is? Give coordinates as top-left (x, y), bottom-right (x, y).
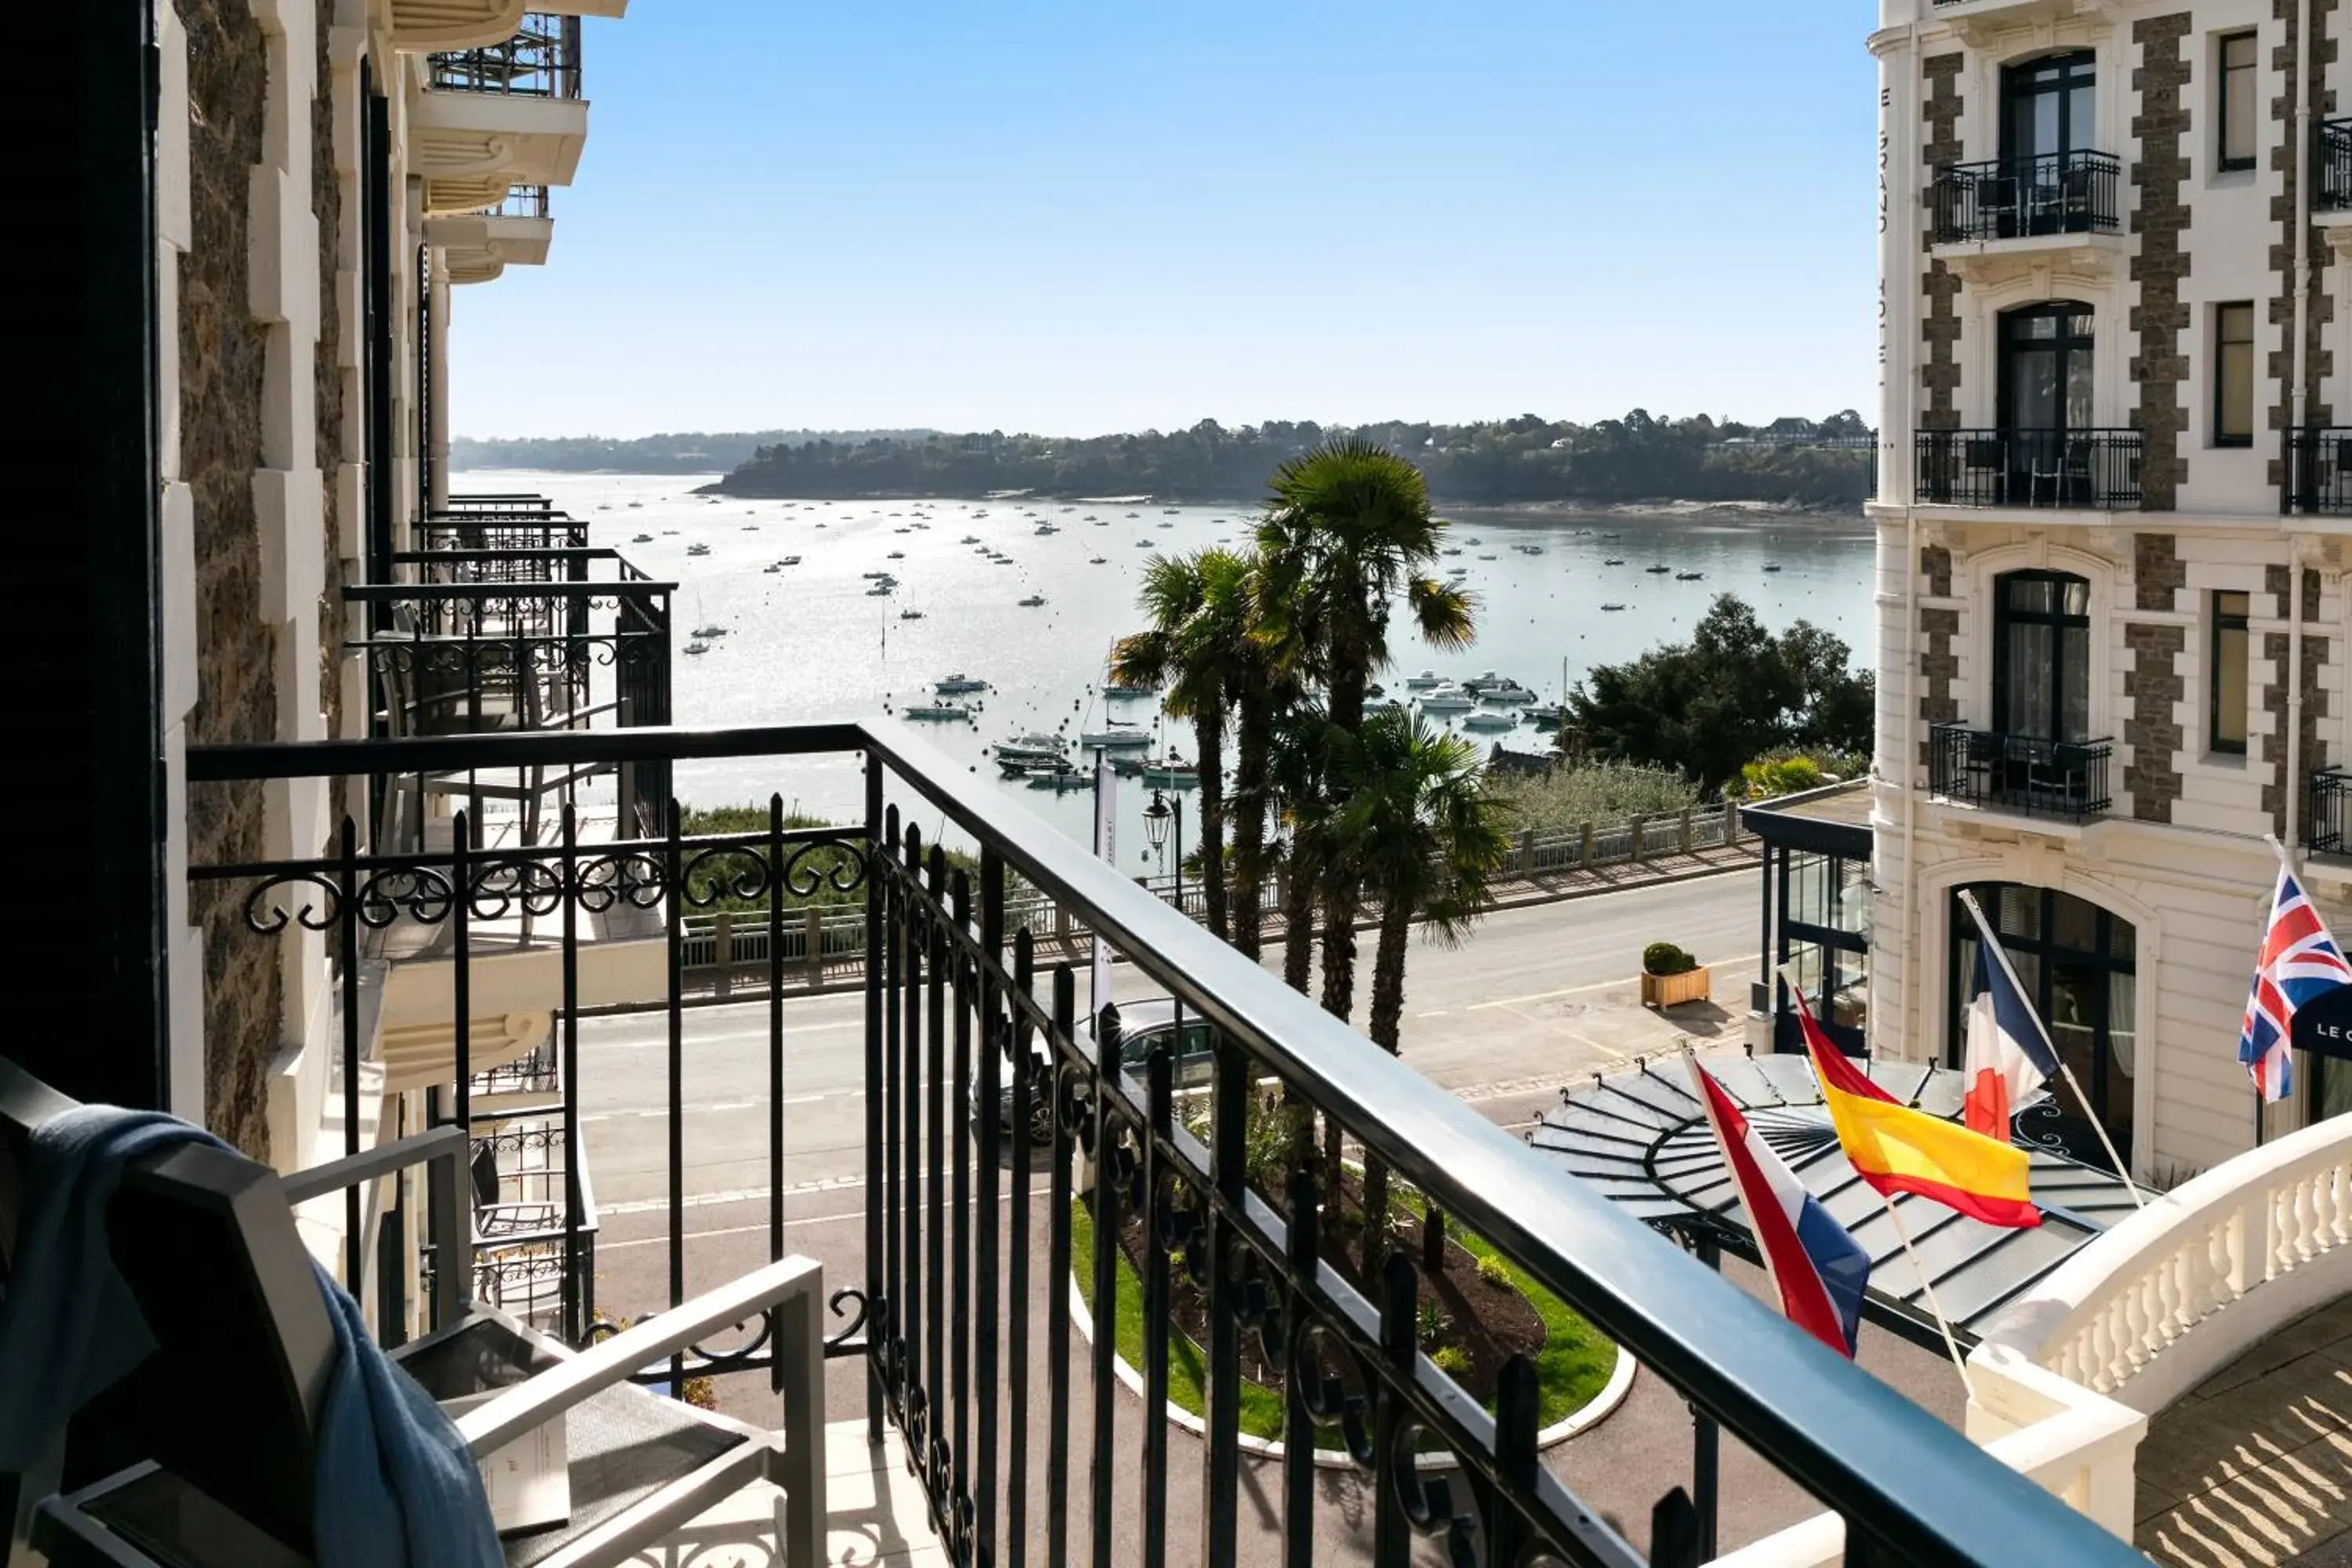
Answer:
top-left (2320, 118), bottom-right (2352, 213)
top-left (1929, 151), bottom-right (2122, 248)
top-left (2282, 426), bottom-right (2352, 515)
top-left (1929, 722), bottom-right (2115, 822)
top-left (1914, 428), bottom-right (2143, 510)
top-left (415, 14), bottom-right (590, 214)
top-left (428, 12), bottom-right (583, 98)
top-left (165, 721), bottom-right (2150, 1566)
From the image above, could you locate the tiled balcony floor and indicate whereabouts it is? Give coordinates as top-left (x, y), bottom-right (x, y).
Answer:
top-left (624, 1421), bottom-right (945, 1567)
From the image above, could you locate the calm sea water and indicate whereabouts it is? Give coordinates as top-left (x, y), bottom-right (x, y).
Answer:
top-left (451, 470), bottom-right (1875, 866)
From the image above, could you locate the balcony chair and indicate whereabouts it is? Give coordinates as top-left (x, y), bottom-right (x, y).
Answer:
top-left (2028, 435), bottom-right (2093, 507)
top-left (1961, 436), bottom-right (2007, 504)
top-left (1976, 172), bottom-right (2019, 240)
top-left (2021, 740), bottom-right (2092, 816)
top-left (0, 1058), bottom-right (828, 1568)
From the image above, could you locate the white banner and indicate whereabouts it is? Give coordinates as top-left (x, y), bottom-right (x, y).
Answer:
top-left (1091, 753), bottom-right (1115, 1019)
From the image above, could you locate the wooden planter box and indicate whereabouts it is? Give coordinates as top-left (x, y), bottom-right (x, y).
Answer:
top-left (1640, 966), bottom-right (1711, 1009)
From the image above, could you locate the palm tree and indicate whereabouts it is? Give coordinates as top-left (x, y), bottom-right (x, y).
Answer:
top-left (1111, 549), bottom-right (1252, 941)
top-left (1225, 554), bottom-right (1303, 964)
top-left (1254, 441), bottom-right (1473, 1022)
top-left (1333, 709), bottom-right (1512, 1276)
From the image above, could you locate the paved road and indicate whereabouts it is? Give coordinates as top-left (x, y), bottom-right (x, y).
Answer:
top-left (552, 865), bottom-right (1842, 1561)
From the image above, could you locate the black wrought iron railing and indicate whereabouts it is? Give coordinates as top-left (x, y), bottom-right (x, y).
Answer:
top-left (1929, 723), bottom-right (2114, 820)
top-left (419, 511), bottom-right (590, 554)
top-left (186, 723), bottom-right (2141, 1566)
top-left (490, 183), bottom-right (551, 220)
top-left (426, 12), bottom-right (581, 98)
top-left (1929, 151), bottom-right (2122, 244)
top-left (2321, 119), bottom-right (2352, 212)
top-left (2312, 768), bottom-right (2352, 855)
top-left (2283, 426), bottom-right (2352, 514)
top-left (1915, 427), bottom-right (2143, 509)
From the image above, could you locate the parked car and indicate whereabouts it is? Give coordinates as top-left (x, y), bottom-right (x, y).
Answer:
top-left (974, 997), bottom-right (1215, 1145)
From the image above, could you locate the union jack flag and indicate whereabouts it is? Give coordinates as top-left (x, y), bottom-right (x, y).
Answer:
top-left (2239, 867), bottom-right (2352, 1102)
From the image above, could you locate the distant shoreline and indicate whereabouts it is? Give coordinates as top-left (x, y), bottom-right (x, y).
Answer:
top-left (684, 477), bottom-right (1861, 524)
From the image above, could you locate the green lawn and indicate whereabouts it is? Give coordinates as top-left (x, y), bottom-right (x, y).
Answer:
top-left (1069, 1196), bottom-right (1617, 1446)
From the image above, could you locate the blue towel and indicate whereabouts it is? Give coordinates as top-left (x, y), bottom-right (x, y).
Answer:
top-left (0, 1105), bottom-right (501, 1567)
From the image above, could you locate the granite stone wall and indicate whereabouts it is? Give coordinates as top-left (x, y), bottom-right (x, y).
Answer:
top-left (2130, 15), bottom-right (2194, 511)
top-left (1921, 54), bottom-right (1965, 432)
top-left (179, 0), bottom-right (278, 1160)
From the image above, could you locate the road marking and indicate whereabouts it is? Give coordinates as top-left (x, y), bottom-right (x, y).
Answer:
top-left (600, 1174), bottom-right (867, 1216)
top-left (579, 1088), bottom-right (863, 1122)
top-left (597, 1189), bottom-right (1022, 1250)
top-left (1465, 953), bottom-right (1761, 1012)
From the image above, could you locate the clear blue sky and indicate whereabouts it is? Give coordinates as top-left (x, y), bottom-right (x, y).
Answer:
top-left (452, 2), bottom-right (1878, 440)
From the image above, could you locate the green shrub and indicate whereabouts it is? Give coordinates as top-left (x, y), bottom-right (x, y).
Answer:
top-left (1417, 1299), bottom-right (1450, 1348)
top-left (1740, 753), bottom-right (1823, 799)
top-left (1642, 942), bottom-right (1697, 976)
top-left (1432, 1345), bottom-right (1472, 1377)
top-left (1475, 1254), bottom-right (1513, 1288)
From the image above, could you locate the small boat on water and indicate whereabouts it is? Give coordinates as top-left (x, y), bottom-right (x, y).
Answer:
top-left (686, 543), bottom-right (710, 557)
top-left (1366, 683), bottom-right (1385, 699)
top-left (683, 641), bottom-right (710, 656)
top-left (1018, 593), bottom-right (1047, 608)
top-left (866, 583), bottom-right (893, 597)
top-left (1465, 673), bottom-right (1539, 703)
top-left (996, 732), bottom-right (1068, 768)
top-left (1763, 562), bottom-right (1784, 572)
top-left (690, 622), bottom-right (727, 638)
top-left (1162, 507), bottom-right (1180, 515)
top-left (887, 550), bottom-right (906, 559)
top-left (902, 702), bottom-right (971, 721)
top-left (1478, 554), bottom-right (1497, 561)
top-left (1102, 683), bottom-right (1153, 699)
top-left (1157, 521), bottom-right (1174, 529)
top-left (764, 562), bottom-right (782, 574)
top-left (626, 501), bottom-right (643, 510)
top-left (1405, 670), bottom-right (1443, 690)
top-left (1675, 571), bottom-right (1704, 581)
top-left (1463, 708), bottom-right (1519, 731)
top-left (1035, 523), bottom-right (1059, 535)
top-left (1601, 603), bottom-right (1628, 612)
top-left (1142, 758), bottom-right (1200, 787)
top-left (900, 607), bottom-right (924, 620)
top-left (960, 535), bottom-right (982, 544)
top-left (936, 673), bottom-right (989, 693)
top-left (597, 504), bottom-right (612, 512)
top-left (632, 533), bottom-right (654, 544)
top-left (1442, 547), bottom-right (1462, 557)
top-left (662, 529), bottom-right (680, 535)
top-left (1602, 557), bottom-right (1624, 565)
top-left (1027, 763), bottom-right (1090, 792)
top-left (1089, 556), bottom-right (1108, 564)
top-left (1079, 723), bottom-right (1152, 750)
top-left (1125, 511), bottom-right (1140, 518)
top-left (994, 557), bottom-right (1017, 566)
top-left (1418, 684), bottom-right (1475, 713)
top-left (779, 554), bottom-right (800, 565)
top-left (1644, 564), bottom-right (1671, 574)
top-left (1519, 544), bottom-right (1545, 556)
top-left (1526, 703), bottom-right (1568, 728)
top-left (862, 570), bottom-right (891, 579)
top-left (1133, 539), bottom-right (1152, 548)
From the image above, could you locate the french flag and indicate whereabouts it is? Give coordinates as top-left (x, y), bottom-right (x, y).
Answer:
top-left (1962, 939), bottom-right (2060, 1139)
top-left (1686, 1054), bottom-right (1870, 1358)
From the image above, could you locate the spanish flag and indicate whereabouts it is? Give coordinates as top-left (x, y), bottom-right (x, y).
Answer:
top-left (1794, 984), bottom-right (2041, 1230)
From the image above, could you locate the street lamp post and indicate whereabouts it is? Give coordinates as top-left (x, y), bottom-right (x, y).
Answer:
top-left (1143, 789), bottom-right (1172, 910)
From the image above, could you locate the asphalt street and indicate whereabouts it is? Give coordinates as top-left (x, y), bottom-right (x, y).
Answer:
top-left (550, 865), bottom-right (1947, 1562)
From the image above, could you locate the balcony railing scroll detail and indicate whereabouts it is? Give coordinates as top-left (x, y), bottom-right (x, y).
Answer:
top-left (1930, 150), bottom-right (2122, 245)
top-left (2282, 426), bottom-right (2352, 515)
top-left (183, 723), bottom-right (2147, 1566)
top-left (490, 183), bottom-right (551, 220)
top-left (1915, 427), bottom-right (2143, 510)
top-left (2321, 118), bottom-right (2352, 212)
top-left (1930, 723), bottom-right (2114, 820)
top-left (427, 11), bottom-right (582, 98)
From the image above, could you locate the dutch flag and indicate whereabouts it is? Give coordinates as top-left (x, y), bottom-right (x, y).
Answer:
top-left (1685, 1054), bottom-right (1871, 1359)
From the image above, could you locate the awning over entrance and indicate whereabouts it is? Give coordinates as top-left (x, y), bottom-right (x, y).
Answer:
top-left (1527, 1051), bottom-right (2153, 1350)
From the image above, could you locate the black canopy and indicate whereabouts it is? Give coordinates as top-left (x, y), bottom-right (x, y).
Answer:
top-left (1526, 1051), bottom-right (2151, 1351)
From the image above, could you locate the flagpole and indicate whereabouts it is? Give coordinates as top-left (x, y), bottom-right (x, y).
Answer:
top-left (1879, 1192), bottom-right (1978, 1402)
top-left (1957, 890), bottom-right (2143, 1206)
top-left (2257, 833), bottom-right (2305, 1149)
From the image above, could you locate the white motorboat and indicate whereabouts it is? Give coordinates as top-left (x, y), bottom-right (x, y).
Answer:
top-left (902, 702), bottom-right (971, 721)
top-left (1465, 673), bottom-right (1538, 703)
top-left (1102, 683), bottom-right (1153, 699)
top-left (1404, 670), bottom-right (1444, 690)
top-left (683, 641), bottom-right (710, 656)
top-left (686, 543), bottom-right (711, 557)
top-left (1078, 724), bottom-right (1152, 750)
top-left (1417, 684), bottom-right (1474, 713)
top-left (1463, 708), bottom-right (1519, 731)
top-left (1018, 593), bottom-right (1047, 608)
top-left (994, 732), bottom-right (1068, 767)
top-left (936, 673), bottom-right (988, 694)
top-left (630, 532), bottom-right (653, 543)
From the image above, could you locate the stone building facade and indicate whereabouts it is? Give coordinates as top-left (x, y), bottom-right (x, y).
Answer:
top-left (1871, 0), bottom-right (2352, 1180)
top-left (150, 0), bottom-right (611, 1190)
